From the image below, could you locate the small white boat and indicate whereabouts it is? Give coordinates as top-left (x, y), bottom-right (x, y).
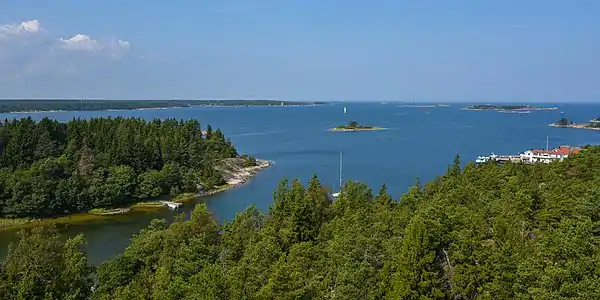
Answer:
top-left (475, 153), bottom-right (497, 164)
top-left (160, 201), bottom-right (183, 210)
top-left (343, 106), bottom-right (347, 114)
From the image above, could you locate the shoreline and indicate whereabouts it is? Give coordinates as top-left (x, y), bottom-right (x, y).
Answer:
top-left (5, 104), bottom-right (325, 114)
top-left (548, 123), bottom-right (600, 131)
top-left (462, 107), bottom-right (557, 112)
top-left (0, 159), bottom-right (272, 232)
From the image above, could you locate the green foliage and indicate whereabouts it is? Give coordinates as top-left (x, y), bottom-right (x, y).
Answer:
top-left (586, 122), bottom-right (600, 128)
top-left (240, 154), bottom-right (258, 167)
top-left (0, 117), bottom-right (238, 218)
top-left (556, 117), bottom-right (572, 126)
top-left (6, 147), bottom-right (600, 299)
top-left (0, 224), bottom-right (94, 299)
top-left (335, 120), bottom-right (375, 130)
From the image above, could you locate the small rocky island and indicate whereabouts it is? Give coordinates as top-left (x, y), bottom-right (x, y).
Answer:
top-left (464, 104), bottom-right (557, 111)
top-left (329, 121), bottom-right (385, 132)
top-left (549, 117), bottom-right (600, 131)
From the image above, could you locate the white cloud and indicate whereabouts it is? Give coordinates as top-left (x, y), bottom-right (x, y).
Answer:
top-left (59, 34), bottom-right (131, 58)
top-left (0, 19), bottom-right (133, 82)
top-left (0, 19), bottom-right (131, 56)
top-left (60, 34), bottom-right (100, 51)
top-left (0, 20), bottom-right (40, 36)
top-left (0, 19), bottom-right (144, 97)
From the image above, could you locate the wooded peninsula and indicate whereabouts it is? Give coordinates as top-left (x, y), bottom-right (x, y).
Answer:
top-left (0, 99), bottom-right (326, 113)
top-left (2, 129), bottom-right (600, 298)
top-left (0, 117), bottom-right (264, 223)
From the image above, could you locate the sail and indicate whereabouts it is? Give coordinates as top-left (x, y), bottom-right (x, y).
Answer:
top-left (343, 106), bottom-right (347, 114)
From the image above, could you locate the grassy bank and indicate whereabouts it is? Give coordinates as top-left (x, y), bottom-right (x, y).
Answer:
top-left (0, 213), bottom-right (117, 232)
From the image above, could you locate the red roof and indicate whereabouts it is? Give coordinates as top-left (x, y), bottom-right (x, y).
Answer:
top-left (531, 146), bottom-right (581, 155)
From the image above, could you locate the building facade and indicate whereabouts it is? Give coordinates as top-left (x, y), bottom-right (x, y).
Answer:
top-left (520, 146), bottom-right (581, 163)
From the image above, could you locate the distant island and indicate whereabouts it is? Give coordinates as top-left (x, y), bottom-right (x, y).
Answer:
top-left (549, 117), bottom-right (600, 131)
top-left (0, 99), bottom-right (328, 113)
top-left (329, 120), bottom-right (385, 132)
top-left (464, 104), bottom-right (558, 111)
top-left (397, 104), bottom-right (450, 108)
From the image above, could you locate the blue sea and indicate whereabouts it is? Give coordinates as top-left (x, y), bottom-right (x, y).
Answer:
top-left (1, 102), bottom-right (598, 264)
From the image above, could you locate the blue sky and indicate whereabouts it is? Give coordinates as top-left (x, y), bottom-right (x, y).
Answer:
top-left (0, 1), bottom-right (598, 102)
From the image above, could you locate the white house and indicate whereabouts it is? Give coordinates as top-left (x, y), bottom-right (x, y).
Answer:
top-left (520, 146), bottom-right (581, 163)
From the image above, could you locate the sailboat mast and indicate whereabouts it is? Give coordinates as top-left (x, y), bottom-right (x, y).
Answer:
top-left (339, 152), bottom-right (343, 190)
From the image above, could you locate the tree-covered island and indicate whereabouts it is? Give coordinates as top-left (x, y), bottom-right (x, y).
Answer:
top-left (329, 120), bottom-right (385, 132)
top-left (0, 99), bottom-right (327, 113)
top-left (549, 117), bottom-right (600, 131)
top-left (465, 104), bottom-right (558, 111)
top-left (0, 117), bottom-right (270, 227)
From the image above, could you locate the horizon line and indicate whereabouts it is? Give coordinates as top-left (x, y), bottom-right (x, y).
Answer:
top-left (0, 98), bottom-right (598, 104)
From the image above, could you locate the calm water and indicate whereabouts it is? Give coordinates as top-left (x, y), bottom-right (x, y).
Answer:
top-left (1, 103), bottom-right (599, 265)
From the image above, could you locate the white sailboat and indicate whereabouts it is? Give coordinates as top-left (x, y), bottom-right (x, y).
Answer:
top-left (343, 106), bottom-right (347, 114)
top-left (332, 151), bottom-right (343, 198)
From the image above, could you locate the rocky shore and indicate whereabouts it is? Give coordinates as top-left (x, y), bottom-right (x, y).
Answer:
top-left (548, 123), bottom-right (600, 131)
top-left (199, 158), bottom-right (273, 197)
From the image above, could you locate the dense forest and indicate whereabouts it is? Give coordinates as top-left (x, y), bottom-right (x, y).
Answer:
top-left (2, 146), bottom-right (600, 299)
top-left (0, 100), bottom-right (326, 113)
top-left (0, 117), bottom-right (240, 218)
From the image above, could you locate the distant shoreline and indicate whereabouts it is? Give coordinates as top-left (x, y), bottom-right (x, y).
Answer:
top-left (0, 100), bottom-right (327, 114)
top-left (397, 104), bottom-right (450, 108)
top-left (6, 104), bottom-right (324, 114)
top-left (463, 107), bottom-right (557, 112)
